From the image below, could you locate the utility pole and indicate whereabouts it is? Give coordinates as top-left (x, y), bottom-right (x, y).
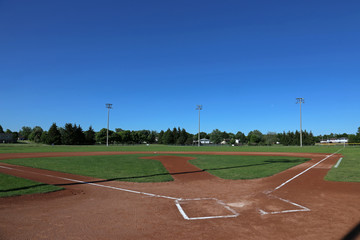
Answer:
top-left (196, 105), bottom-right (202, 147)
top-left (105, 103), bottom-right (113, 147)
top-left (296, 98), bottom-right (304, 147)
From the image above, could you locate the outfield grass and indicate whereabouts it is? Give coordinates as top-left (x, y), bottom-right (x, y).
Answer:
top-left (325, 147), bottom-right (360, 182)
top-left (0, 173), bottom-right (63, 198)
top-left (0, 143), bottom-right (343, 153)
top-left (188, 155), bottom-right (309, 179)
top-left (2, 154), bottom-right (173, 183)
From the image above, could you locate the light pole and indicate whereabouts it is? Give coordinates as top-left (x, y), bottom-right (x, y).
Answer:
top-left (105, 103), bottom-right (112, 147)
top-left (196, 105), bottom-right (202, 147)
top-left (296, 98), bottom-right (304, 147)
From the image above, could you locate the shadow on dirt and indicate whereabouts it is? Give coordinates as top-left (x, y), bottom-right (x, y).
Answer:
top-left (342, 222), bottom-right (360, 240)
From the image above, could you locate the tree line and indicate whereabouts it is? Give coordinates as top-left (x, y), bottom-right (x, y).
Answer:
top-left (1, 124), bottom-right (360, 146)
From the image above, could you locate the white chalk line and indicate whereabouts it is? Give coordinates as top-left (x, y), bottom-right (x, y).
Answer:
top-left (175, 198), bottom-right (239, 220)
top-left (0, 165), bottom-right (239, 221)
top-left (0, 165), bottom-right (178, 200)
top-left (273, 148), bottom-right (343, 191)
top-left (258, 194), bottom-right (310, 215)
top-left (260, 148), bottom-right (344, 215)
top-left (1, 149), bottom-right (342, 219)
top-left (334, 158), bottom-right (343, 168)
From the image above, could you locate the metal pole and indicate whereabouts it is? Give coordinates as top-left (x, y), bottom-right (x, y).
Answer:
top-left (107, 108), bottom-right (110, 146)
top-left (198, 107), bottom-right (200, 147)
top-left (300, 100), bottom-right (302, 147)
top-left (296, 98), bottom-right (304, 147)
top-left (196, 105), bottom-right (202, 147)
top-left (105, 103), bottom-right (112, 147)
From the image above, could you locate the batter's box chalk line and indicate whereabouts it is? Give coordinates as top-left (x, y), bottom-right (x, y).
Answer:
top-left (258, 194), bottom-right (310, 215)
top-left (175, 198), bottom-right (239, 220)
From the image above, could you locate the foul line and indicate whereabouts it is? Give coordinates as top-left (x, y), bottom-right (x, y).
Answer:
top-left (272, 148), bottom-right (343, 192)
top-left (334, 158), bottom-right (343, 168)
top-left (0, 165), bottom-right (239, 221)
top-left (0, 165), bottom-right (178, 200)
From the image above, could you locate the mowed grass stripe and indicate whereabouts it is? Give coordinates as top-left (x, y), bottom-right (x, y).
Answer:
top-left (188, 155), bottom-right (310, 179)
top-left (0, 173), bottom-right (63, 198)
top-left (2, 154), bottom-right (174, 183)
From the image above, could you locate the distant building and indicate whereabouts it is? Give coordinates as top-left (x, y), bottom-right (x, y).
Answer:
top-left (0, 133), bottom-right (16, 143)
top-left (320, 138), bottom-right (348, 144)
top-left (193, 138), bottom-right (211, 145)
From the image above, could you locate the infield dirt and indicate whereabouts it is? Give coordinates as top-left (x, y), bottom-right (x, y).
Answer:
top-left (0, 151), bottom-right (359, 240)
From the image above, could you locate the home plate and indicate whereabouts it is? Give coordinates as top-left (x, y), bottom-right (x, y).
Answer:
top-left (175, 198), bottom-right (239, 220)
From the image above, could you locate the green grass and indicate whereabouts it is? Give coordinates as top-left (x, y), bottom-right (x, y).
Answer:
top-left (0, 173), bottom-right (63, 198)
top-left (188, 155), bottom-right (310, 179)
top-left (0, 143), bottom-right (343, 153)
top-left (1, 144), bottom-right (359, 182)
top-left (325, 147), bottom-right (360, 182)
top-left (2, 154), bottom-right (173, 183)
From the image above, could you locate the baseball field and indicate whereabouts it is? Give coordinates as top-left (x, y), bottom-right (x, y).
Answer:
top-left (0, 144), bottom-right (359, 239)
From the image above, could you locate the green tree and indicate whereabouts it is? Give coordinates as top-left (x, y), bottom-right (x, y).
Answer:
top-left (248, 130), bottom-right (263, 145)
top-left (95, 128), bottom-right (114, 144)
top-left (235, 131), bottom-right (246, 144)
top-left (264, 132), bottom-right (277, 145)
top-left (61, 123), bottom-right (75, 145)
top-left (0, 125), bottom-right (4, 133)
top-left (210, 129), bottom-right (223, 144)
top-left (84, 126), bottom-right (96, 145)
top-left (163, 128), bottom-right (174, 144)
top-left (19, 126), bottom-right (32, 140)
top-left (73, 124), bottom-right (86, 145)
top-left (28, 126), bottom-right (44, 143)
top-left (157, 130), bottom-right (164, 144)
top-left (40, 131), bottom-right (48, 143)
top-left (47, 123), bottom-right (62, 145)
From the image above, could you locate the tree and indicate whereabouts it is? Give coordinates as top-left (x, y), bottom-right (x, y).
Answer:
top-left (40, 131), bottom-right (48, 143)
top-left (235, 131), bottom-right (246, 144)
top-left (19, 126), bottom-right (32, 140)
top-left (47, 123), bottom-right (62, 145)
top-left (84, 126), bottom-right (96, 145)
top-left (248, 130), bottom-right (263, 145)
top-left (162, 128), bottom-right (174, 144)
top-left (210, 129), bottom-right (223, 144)
top-left (176, 128), bottom-right (188, 145)
top-left (28, 126), bottom-right (43, 143)
top-left (264, 132), bottom-right (277, 145)
top-left (157, 130), bottom-right (164, 144)
top-left (73, 124), bottom-right (86, 145)
top-left (0, 125), bottom-right (4, 133)
top-left (61, 123), bottom-right (75, 145)
top-left (96, 128), bottom-right (114, 144)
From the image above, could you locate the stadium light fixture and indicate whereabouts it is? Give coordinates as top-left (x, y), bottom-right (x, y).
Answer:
top-left (196, 105), bottom-right (203, 147)
top-left (105, 103), bottom-right (113, 147)
top-left (296, 98), bottom-right (304, 147)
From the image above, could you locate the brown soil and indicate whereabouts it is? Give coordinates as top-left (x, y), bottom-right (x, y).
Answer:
top-left (0, 151), bottom-right (359, 240)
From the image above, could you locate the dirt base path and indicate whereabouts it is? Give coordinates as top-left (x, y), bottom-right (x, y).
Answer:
top-left (0, 151), bottom-right (359, 240)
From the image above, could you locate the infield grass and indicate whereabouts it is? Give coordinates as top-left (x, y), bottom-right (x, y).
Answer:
top-left (2, 154), bottom-right (173, 183)
top-left (0, 173), bottom-right (63, 198)
top-left (188, 155), bottom-right (309, 179)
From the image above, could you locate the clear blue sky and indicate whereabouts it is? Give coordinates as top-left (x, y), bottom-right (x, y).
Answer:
top-left (1, 0), bottom-right (359, 135)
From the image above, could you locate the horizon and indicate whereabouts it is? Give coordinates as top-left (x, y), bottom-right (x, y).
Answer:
top-left (1, 1), bottom-right (359, 135)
